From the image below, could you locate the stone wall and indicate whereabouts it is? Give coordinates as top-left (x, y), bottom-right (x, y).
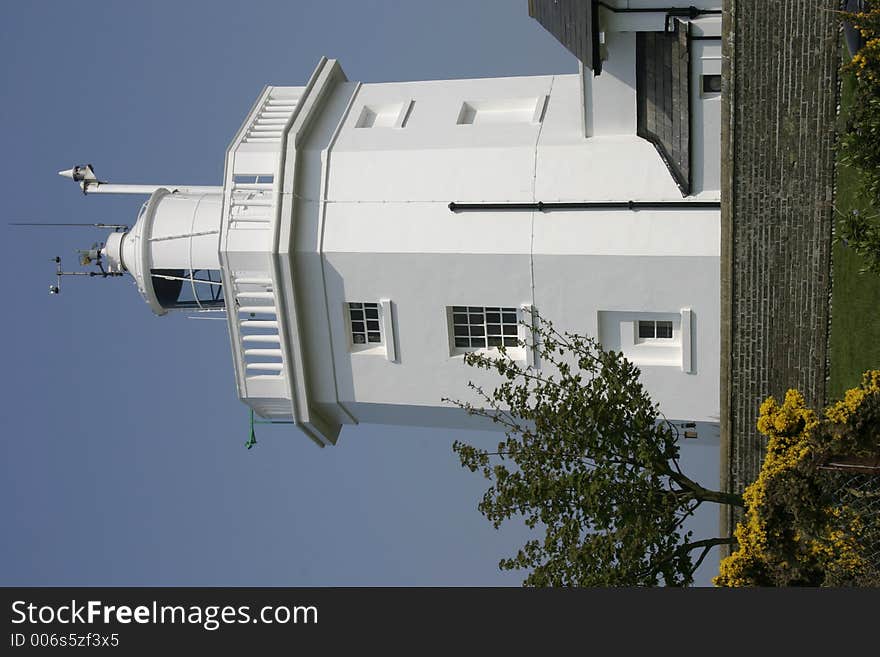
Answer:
top-left (720, 0), bottom-right (840, 539)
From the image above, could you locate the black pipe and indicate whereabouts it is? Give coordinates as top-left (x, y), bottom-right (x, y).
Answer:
top-left (596, 2), bottom-right (721, 34)
top-left (448, 201), bottom-right (720, 212)
top-left (591, 1), bottom-right (603, 76)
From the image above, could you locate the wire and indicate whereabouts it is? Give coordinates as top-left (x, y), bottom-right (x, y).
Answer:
top-left (9, 222), bottom-right (128, 230)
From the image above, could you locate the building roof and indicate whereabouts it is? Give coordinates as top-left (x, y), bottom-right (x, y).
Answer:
top-left (528, 0), bottom-right (601, 75)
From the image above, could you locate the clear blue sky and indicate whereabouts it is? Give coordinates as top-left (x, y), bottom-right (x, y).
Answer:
top-left (0, 0), bottom-right (720, 586)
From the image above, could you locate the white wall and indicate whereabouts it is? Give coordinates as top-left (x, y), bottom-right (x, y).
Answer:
top-left (313, 243), bottom-right (719, 425)
top-left (589, 31), bottom-right (638, 135)
top-left (691, 39), bottom-right (722, 194)
top-left (149, 192), bottom-right (223, 270)
top-left (282, 67), bottom-right (721, 431)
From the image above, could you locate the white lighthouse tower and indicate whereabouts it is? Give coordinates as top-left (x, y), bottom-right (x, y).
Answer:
top-left (55, 4), bottom-right (723, 447)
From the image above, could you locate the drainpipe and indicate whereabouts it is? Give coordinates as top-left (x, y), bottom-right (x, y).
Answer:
top-left (447, 200), bottom-right (720, 212)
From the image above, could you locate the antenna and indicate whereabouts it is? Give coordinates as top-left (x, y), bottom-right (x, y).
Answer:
top-left (10, 222), bottom-right (128, 232)
top-left (7, 224), bottom-right (129, 295)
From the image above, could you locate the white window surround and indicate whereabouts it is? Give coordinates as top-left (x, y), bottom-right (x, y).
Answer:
top-left (346, 300), bottom-right (398, 362)
top-left (455, 95), bottom-right (549, 125)
top-left (680, 307), bottom-right (693, 373)
top-left (355, 100), bottom-right (414, 129)
top-left (597, 309), bottom-right (694, 372)
top-left (699, 56), bottom-right (722, 99)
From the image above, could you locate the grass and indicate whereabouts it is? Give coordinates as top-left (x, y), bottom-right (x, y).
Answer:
top-left (828, 64), bottom-right (880, 402)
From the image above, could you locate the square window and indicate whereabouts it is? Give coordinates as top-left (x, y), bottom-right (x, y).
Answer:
top-left (702, 74), bottom-right (722, 94)
top-left (449, 305), bottom-right (519, 353)
top-left (637, 319), bottom-right (674, 342)
top-left (348, 302), bottom-right (382, 349)
top-left (638, 321), bottom-right (655, 339)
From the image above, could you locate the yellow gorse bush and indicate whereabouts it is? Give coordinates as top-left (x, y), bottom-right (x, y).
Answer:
top-left (826, 370), bottom-right (880, 424)
top-left (715, 371), bottom-right (880, 586)
top-left (846, 9), bottom-right (880, 82)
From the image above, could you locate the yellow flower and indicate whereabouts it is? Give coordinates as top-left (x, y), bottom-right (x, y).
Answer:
top-left (717, 370), bottom-right (880, 586)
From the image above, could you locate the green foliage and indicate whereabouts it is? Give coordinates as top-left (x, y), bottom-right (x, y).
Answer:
top-left (837, 6), bottom-right (880, 274)
top-left (448, 311), bottom-right (740, 587)
top-left (835, 207), bottom-right (880, 276)
top-left (829, 36), bottom-right (880, 403)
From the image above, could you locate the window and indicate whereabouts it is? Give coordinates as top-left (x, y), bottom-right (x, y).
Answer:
top-left (598, 311), bottom-right (689, 369)
top-left (151, 269), bottom-right (224, 310)
top-left (702, 74), bottom-right (722, 94)
top-left (348, 302), bottom-right (382, 346)
top-left (451, 306), bottom-right (518, 350)
top-left (638, 320), bottom-right (674, 341)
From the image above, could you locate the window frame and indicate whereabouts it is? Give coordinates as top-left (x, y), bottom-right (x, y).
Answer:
top-left (636, 319), bottom-right (675, 344)
top-left (346, 301), bottom-right (385, 353)
top-left (447, 305), bottom-right (526, 359)
top-left (701, 74), bottom-right (722, 95)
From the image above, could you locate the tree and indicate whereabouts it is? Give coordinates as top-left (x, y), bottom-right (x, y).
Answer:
top-left (715, 371), bottom-right (880, 587)
top-left (837, 7), bottom-right (880, 275)
top-left (447, 312), bottom-right (742, 586)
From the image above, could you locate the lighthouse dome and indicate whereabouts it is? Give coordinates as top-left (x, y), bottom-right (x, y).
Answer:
top-left (106, 188), bottom-right (224, 315)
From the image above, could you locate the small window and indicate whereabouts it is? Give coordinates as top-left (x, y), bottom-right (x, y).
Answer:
top-left (348, 302), bottom-right (382, 347)
top-left (702, 74), bottom-right (722, 94)
top-left (451, 305), bottom-right (519, 350)
top-left (638, 320), bottom-right (674, 341)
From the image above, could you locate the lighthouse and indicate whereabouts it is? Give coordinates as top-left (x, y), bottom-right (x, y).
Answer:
top-left (55, 5), bottom-right (723, 448)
